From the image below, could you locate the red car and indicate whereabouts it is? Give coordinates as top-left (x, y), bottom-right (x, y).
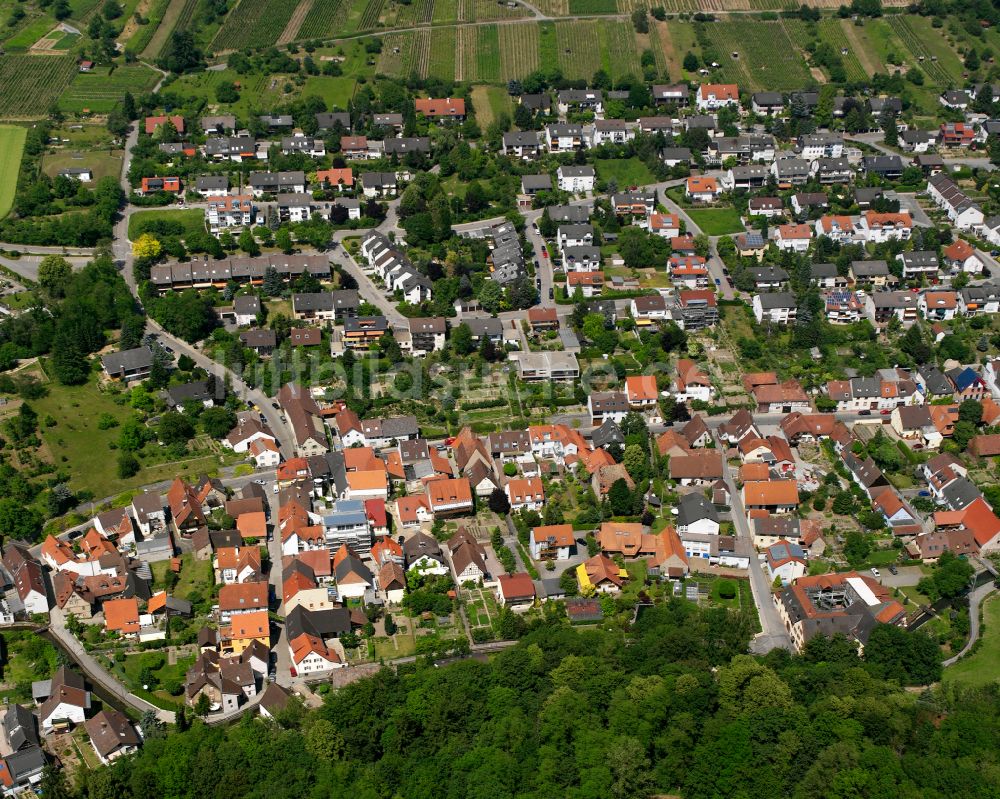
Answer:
top-left (540, 246), bottom-right (547, 258)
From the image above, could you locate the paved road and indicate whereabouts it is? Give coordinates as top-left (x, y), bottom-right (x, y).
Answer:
top-left (720, 453), bottom-right (794, 653)
top-left (48, 608), bottom-right (176, 724)
top-left (110, 123), bottom-right (297, 456)
top-left (942, 583), bottom-right (996, 667)
top-left (0, 254), bottom-right (90, 283)
top-left (329, 244), bottom-right (407, 328)
top-left (846, 133), bottom-right (997, 171)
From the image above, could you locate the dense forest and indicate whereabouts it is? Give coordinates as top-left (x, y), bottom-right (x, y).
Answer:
top-left (52, 600), bottom-right (1000, 799)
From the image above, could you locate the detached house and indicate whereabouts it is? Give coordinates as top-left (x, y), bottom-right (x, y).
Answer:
top-left (696, 83), bottom-right (739, 111)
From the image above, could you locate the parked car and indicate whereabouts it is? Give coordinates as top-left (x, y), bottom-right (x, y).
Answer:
top-left (870, 567), bottom-right (881, 577)
top-left (888, 565), bottom-right (898, 575)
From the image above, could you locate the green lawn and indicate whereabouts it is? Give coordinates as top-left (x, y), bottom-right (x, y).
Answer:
top-left (302, 76), bottom-right (356, 109)
top-left (42, 150), bottom-right (123, 184)
top-left (120, 649), bottom-right (193, 708)
top-left (944, 594), bottom-right (1000, 687)
top-left (4, 16), bottom-right (56, 49)
top-left (594, 157), bottom-right (656, 187)
top-left (25, 363), bottom-right (226, 500)
top-left (687, 207), bottom-right (745, 236)
top-left (151, 553), bottom-right (214, 598)
top-left (128, 208), bottom-right (206, 240)
top-left (0, 630), bottom-right (58, 702)
top-left (0, 124), bottom-right (27, 219)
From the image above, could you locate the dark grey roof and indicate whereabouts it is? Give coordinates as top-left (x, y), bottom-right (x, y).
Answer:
top-left (756, 292), bottom-right (796, 309)
top-left (851, 260), bottom-right (890, 277)
top-left (316, 112), bottom-right (350, 129)
top-left (101, 346), bottom-right (153, 375)
top-left (546, 204), bottom-right (590, 223)
top-left (402, 532), bottom-right (445, 567)
top-left (919, 365), bottom-right (954, 396)
top-left (862, 155), bottom-right (904, 173)
top-left (752, 91), bottom-right (784, 106)
top-left (898, 251), bottom-right (938, 268)
top-left (3, 745), bottom-right (45, 782)
top-left (676, 492), bottom-right (719, 527)
top-left (748, 266), bottom-right (789, 283)
top-left (166, 380), bottom-right (213, 407)
top-left (284, 605), bottom-right (352, 641)
top-left (942, 476), bottom-right (982, 511)
top-left (521, 174), bottom-right (552, 190)
top-left (233, 294), bottom-right (261, 315)
top-left (196, 175), bottom-right (228, 191)
top-left (249, 171), bottom-right (305, 189)
top-left (591, 418), bottom-right (624, 449)
top-left (2, 704), bottom-right (39, 751)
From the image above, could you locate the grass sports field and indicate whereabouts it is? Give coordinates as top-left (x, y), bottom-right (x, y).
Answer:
top-left (0, 125), bottom-right (27, 219)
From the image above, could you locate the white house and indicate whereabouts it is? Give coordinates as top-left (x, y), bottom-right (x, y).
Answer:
top-left (696, 83), bottom-right (739, 111)
top-left (764, 541), bottom-right (807, 586)
top-left (927, 174), bottom-right (985, 231)
top-left (505, 477), bottom-right (545, 512)
top-left (753, 292), bottom-right (797, 325)
top-left (774, 224), bottom-right (812, 253)
top-left (675, 493), bottom-right (720, 536)
top-left (529, 524), bottom-right (575, 560)
top-left (557, 165), bottom-right (595, 193)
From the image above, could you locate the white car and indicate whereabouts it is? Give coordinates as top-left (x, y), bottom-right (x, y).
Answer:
top-left (870, 567), bottom-right (881, 578)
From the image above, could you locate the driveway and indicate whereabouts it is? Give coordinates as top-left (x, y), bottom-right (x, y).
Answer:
top-left (877, 564), bottom-right (923, 588)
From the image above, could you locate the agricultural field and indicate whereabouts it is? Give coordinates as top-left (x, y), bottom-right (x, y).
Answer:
top-left (886, 15), bottom-right (964, 85)
top-left (211, 0), bottom-right (297, 52)
top-left (568, 0), bottom-right (615, 12)
top-left (701, 20), bottom-right (812, 90)
top-left (816, 18), bottom-right (869, 80)
top-left (379, 0), bottom-right (434, 27)
top-left (4, 14), bottom-right (57, 50)
top-left (126, 0), bottom-right (170, 55)
top-left (498, 23), bottom-right (539, 80)
top-left (470, 85), bottom-right (512, 126)
top-left (376, 31), bottom-right (413, 76)
top-left (428, 26), bottom-right (454, 80)
top-left (456, 0), bottom-right (530, 22)
top-left (457, 24), bottom-right (500, 83)
top-left (297, 0), bottom-right (348, 39)
top-left (604, 18), bottom-right (641, 79)
top-left (554, 20), bottom-right (604, 81)
top-left (356, 0), bottom-right (386, 30)
top-left (432, 0), bottom-right (457, 22)
top-left (943, 595), bottom-right (1000, 688)
top-left (0, 125), bottom-right (27, 219)
top-left (0, 54), bottom-right (77, 119)
top-left (58, 64), bottom-right (160, 113)
top-left (22, 362), bottom-right (228, 499)
top-left (538, 21), bottom-right (558, 67)
top-left (142, 0), bottom-right (198, 59)
top-left (162, 69), bottom-right (296, 117)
